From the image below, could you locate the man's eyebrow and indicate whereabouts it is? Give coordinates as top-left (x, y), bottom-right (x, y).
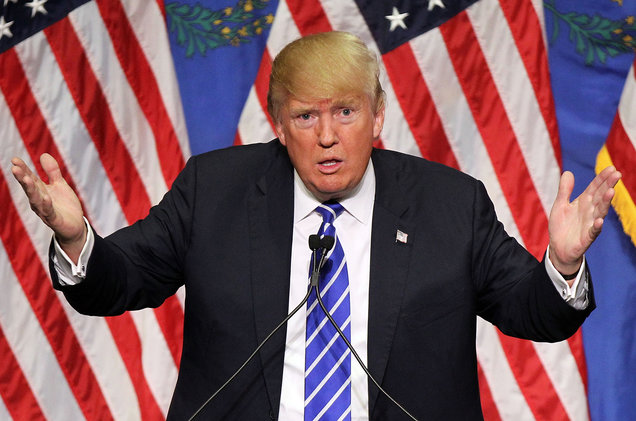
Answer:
top-left (288, 106), bottom-right (315, 115)
top-left (332, 97), bottom-right (362, 108)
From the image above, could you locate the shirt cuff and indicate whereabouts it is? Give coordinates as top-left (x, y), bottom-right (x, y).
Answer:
top-left (51, 217), bottom-right (94, 286)
top-left (544, 246), bottom-right (589, 310)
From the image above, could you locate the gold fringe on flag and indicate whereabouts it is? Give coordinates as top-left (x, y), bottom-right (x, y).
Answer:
top-left (596, 145), bottom-right (636, 247)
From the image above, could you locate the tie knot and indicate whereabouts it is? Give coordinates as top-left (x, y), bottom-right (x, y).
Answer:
top-left (315, 201), bottom-right (344, 224)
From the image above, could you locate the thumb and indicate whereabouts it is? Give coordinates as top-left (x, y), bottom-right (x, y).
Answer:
top-left (555, 171), bottom-right (574, 206)
top-left (40, 153), bottom-right (64, 184)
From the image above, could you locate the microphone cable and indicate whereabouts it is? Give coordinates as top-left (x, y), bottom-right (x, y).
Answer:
top-left (314, 276), bottom-right (419, 421)
top-left (188, 286), bottom-right (313, 420)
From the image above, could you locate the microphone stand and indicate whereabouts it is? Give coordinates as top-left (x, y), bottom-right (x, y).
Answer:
top-left (188, 288), bottom-right (312, 421)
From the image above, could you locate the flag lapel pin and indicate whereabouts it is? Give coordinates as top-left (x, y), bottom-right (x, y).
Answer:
top-left (396, 230), bottom-right (408, 244)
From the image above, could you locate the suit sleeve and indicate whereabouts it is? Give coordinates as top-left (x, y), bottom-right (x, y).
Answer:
top-left (50, 156), bottom-right (198, 316)
top-left (471, 181), bottom-right (595, 342)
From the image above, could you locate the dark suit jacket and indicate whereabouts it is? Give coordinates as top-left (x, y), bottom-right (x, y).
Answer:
top-left (51, 140), bottom-right (594, 420)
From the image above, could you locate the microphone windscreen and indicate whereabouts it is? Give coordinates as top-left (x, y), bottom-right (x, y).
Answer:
top-left (308, 234), bottom-right (321, 251)
top-left (321, 235), bottom-right (335, 251)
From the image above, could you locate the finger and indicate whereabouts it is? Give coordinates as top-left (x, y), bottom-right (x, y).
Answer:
top-left (593, 166), bottom-right (616, 187)
top-left (593, 187), bottom-right (616, 220)
top-left (595, 167), bottom-right (621, 192)
top-left (11, 156), bottom-right (47, 194)
top-left (606, 169), bottom-right (622, 189)
top-left (591, 168), bottom-right (621, 207)
top-left (590, 166), bottom-right (620, 197)
top-left (15, 174), bottom-right (47, 218)
top-left (555, 171), bottom-right (574, 205)
top-left (582, 166), bottom-right (612, 200)
top-left (10, 156), bottom-right (33, 185)
top-left (579, 167), bottom-right (615, 210)
top-left (10, 156), bottom-right (27, 172)
top-left (40, 153), bottom-right (64, 184)
top-left (589, 217), bottom-right (604, 239)
top-left (24, 163), bottom-right (51, 203)
top-left (12, 165), bottom-right (38, 197)
top-left (10, 157), bottom-right (50, 213)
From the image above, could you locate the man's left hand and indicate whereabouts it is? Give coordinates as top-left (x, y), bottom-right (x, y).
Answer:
top-left (548, 166), bottom-right (622, 281)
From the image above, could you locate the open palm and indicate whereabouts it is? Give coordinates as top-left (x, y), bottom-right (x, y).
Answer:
top-left (548, 166), bottom-right (622, 275)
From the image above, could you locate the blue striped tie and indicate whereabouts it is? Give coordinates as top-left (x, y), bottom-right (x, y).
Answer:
top-left (305, 202), bottom-right (351, 421)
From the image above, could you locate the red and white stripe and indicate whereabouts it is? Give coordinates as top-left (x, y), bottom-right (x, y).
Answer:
top-left (613, 63), bottom-right (636, 208)
top-left (0, 0), bottom-right (188, 419)
top-left (236, 0), bottom-right (588, 420)
top-left (0, 0), bottom-right (591, 419)
top-left (597, 59), bottom-right (636, 247)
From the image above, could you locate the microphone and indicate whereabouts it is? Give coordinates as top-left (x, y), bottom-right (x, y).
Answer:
top-left (320, 235), bottom-right (335, 251)
top-left (308, 234), bottom-right (322, 251)
top-left (309, 234), bottom-right (335, 287)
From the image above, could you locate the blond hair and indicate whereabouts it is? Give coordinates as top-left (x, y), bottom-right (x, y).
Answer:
top-left (267, 31), bottom-right (385, 122)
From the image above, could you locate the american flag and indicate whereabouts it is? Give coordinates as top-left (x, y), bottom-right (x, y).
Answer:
top-left (0, 0), bottom-right (591, 420)
top-left (1, 0), bottom-right (189, 419)
top-left (597, 57), bottom-right (636, 249)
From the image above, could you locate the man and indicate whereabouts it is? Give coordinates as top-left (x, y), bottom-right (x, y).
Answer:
top-left (11, 32), bottom-right (621, 420)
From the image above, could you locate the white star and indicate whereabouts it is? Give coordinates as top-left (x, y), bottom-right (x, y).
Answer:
top-left (0, 15), bottom-right (13, 40)
top-left (3, 0), bottom-right (18, 7)
top-left (26, 0), bottom-right (49, 18)
top-left (428, 0), bottom-right (446, 11)
top-left (385, 7), bottom-right (409, 32)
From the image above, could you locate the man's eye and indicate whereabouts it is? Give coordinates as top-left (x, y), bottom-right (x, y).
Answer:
top-left (342, 109), bottom-right (351, 116)
top-left (299, 113), bottom-right (311, 120)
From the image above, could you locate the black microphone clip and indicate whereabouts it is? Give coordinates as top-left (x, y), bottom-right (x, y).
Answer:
top-left (308, 234), bottom-right (334, 287)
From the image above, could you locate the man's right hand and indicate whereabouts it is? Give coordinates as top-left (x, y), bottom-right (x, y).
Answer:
top-left (11, 153), bottom-right (86, 263)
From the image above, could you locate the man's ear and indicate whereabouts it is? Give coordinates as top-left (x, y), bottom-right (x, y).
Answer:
top-left (373, 105), bottom-right (385, 139)
top-left (275, 122), bottom-right (287, 146)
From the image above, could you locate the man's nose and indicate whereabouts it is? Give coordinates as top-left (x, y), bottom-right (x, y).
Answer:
top-left (316, 117), bottom-right (338, 147)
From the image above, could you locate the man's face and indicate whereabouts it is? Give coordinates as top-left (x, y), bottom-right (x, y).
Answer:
top-left (275, 94), bottom-right (385, 202)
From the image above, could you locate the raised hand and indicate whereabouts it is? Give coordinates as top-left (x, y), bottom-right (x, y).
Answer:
top-left (548, 166), bottom-right (622, 278)
top-left (11, 153), bottom-right (86, 262)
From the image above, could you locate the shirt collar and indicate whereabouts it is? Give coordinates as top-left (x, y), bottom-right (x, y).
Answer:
top-left (293, 159), bottom-right (376, 225)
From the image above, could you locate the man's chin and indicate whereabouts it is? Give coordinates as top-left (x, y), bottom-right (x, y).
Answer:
top-left (304, 174), bottom-right (362, 202)
top-left (311, 185), bottom-right (354, 202)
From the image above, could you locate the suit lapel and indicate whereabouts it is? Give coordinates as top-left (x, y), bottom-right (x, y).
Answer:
top-left (247, 143), bottom-right (294, 415)
top-left (367, 150), bottom-right (413, 415)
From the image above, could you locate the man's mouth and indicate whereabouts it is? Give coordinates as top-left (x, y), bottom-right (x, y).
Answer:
top-left (318, 159), bottom-right (342, 172)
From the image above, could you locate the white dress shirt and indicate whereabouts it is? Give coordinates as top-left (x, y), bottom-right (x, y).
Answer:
top-left (278, 160), bottom-right (375, 420)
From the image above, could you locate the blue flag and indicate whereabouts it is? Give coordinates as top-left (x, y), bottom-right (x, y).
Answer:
top-left (545, 1), bottom-right (636, 419)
